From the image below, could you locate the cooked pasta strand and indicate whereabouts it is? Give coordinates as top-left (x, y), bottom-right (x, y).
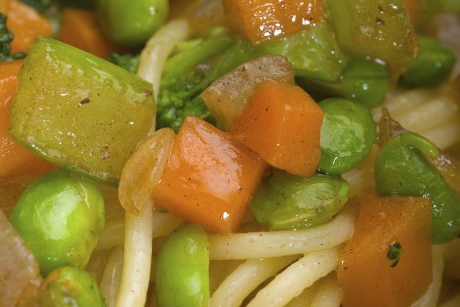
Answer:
top-left (115, 205), bottom-right (153, 307)
top-left (96, 212), bottom-right (181, 251)
top-left (422, 120), bottom-right (460, 151)
top-left (246, 248), bottom-right (339, 307)
top-left (210, 256), bottom-right (299, 307)
top-left (310, 273), bottom-right (343, 307)
top-left (209, 208), bottom-right (354, 260)
top-left (100, 246), bottom-right (124, 307)
top-left (373, 88), bottom-right (460, 151)
top-left (137, 19), bottom-right (189, 102)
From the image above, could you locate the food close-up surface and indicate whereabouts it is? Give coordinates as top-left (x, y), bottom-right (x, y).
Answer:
top-left (1, 0), bottom-right (460, 306)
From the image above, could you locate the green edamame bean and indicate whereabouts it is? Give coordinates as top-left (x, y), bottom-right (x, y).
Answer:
top-left (96, 0), bottom-right (168, 47)
top-left (39, 266), bottom-right (105, 306)
top-left (156, 223), bottom-right (209, 307)
top-left (318, 98), bottom-right (377, 175)
top-left (374, 133), bottom-right (460, 244)
top-left (250, 170), bottom-right (350, 230)
top-left (9, 169), bottom-right (105, 276)
top-left (298, 58), bottom-right (389, 108)
top-left (400, 36), bottom-right (455, 88)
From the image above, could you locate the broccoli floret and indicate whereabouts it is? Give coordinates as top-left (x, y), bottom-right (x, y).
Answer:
top-left (0, 13), bottom-right (26, 62)
top-left (106, 53), bottom-right (140, 73)
top-left (156, 28), bottom-right (235, 132)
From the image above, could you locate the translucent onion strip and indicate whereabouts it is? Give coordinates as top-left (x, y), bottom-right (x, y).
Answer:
top-left (246, 248), bottom-right (339, 307)
top-left (209, 208), bottom-right (355, 260)
top-left (118, 128), bottom-right (175, 214)
top-left (210, 256), bottom-right (299, 307)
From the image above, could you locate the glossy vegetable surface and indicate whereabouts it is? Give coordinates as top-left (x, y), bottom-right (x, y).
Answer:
top-left (337, 193), bottom-right (432, 307)
top-left (39, 266), bottom-right (105, 306)
top-left (251, 171), bottom-right (350, 230)
top-left (326, 0), bottom-right (418, 73)
top-left (153, 116), bottom-right (267, 233)
top-left (298, 58), bottom-right (389, 108)
top-left (222, 0), bottom-right (324, 45)
top-left (375, 133), bottom-right (460, 244)
top-left (231, 80), bottom-right (323, 177)
top-left (201, 55), bottom-right (295, 132)
top-left (9, 169), bottom-right (105, 275)
top-left (156, 223), bottom-right (209, 307)
top-left (0, 59), bottom-right (56, 177)
top-left (400, 35), bottom-right (455, 87)
top-left (8, 36), bottom-right (155, 184)
top-left (318, 98), bottom-right (376, 174)
top-left (96, 0), bottom-right (168, 47)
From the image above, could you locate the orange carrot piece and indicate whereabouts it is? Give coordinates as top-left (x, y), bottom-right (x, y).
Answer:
top-left (231, 80), bottom-right (323, 177)
top-left (153, 116), bottom-right (267, 233)
top-left (58, 8), bottom-right (124, 58)
top-left (0, 60), bottom-right (57, 177)
top-left (337, 193), bottom-right (433, 307)
top-left (6, 0), bottom-right (52, 54)
top-left (221, 0), bottom-right (325, 45)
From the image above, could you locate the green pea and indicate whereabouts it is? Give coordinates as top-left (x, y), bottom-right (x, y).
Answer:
top-left (400, 36), bottom-right (455, 88)
top-left (39, 266), bottom-right (105, 306)
top-left (10, 169), bottom-right (105, 276)
top-left (156, 223), bottom-right (209, 307)
top-left (318, 98), bottom-right (377, 175)
top-left (96, 0), bottom-right (168, 47)
top-left (250, 170), bottom-right (350, 230)
top-left (298, 58), bottom-right (389, 108)
top-left (374, 133), bottom-right (460, 244)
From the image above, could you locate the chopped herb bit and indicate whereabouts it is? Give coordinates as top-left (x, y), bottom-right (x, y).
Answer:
top-left (0, 13), bottom-right (26, 62)
top-left (387, 242), bottom-right (404, 268)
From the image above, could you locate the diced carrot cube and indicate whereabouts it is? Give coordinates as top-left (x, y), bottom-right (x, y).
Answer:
top-left (153, 116), bottom-right (267, 233)
top-left (6, 0), bottom-right (52, 54)
top-left (222, 0), bottom-right (325, 44)
top-left (58, 8), bottom-right (124, 58)
top-left (337, 193), bottom-right (433, 307)
top-left (231, 80), bottom-right (323, 177)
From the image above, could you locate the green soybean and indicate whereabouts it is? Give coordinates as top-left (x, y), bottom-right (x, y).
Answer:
top-left (39, 266), bottom-right (105, 306)
top-left (374, 133), bottom-right (460, 244)
top-left (156, 223), bottom-right (209, 307)
top-left (96, 0), bottom-right (168, 47)
top-left (318, 98), bottom-right (377, 175)
top-left (250, 171), bottom-right (350, 230)
top-left (298, 58), bottom-right (389, 108)
top-left (400, 36), bottom-right (456, 88)
top-left (9, 169), bottom-right (105, 276)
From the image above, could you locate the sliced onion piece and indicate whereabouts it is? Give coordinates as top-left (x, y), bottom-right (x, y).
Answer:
top-left (200, 55), bottom-right (295, 131)
top-left (118, 127), bottom-right (175, 215)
